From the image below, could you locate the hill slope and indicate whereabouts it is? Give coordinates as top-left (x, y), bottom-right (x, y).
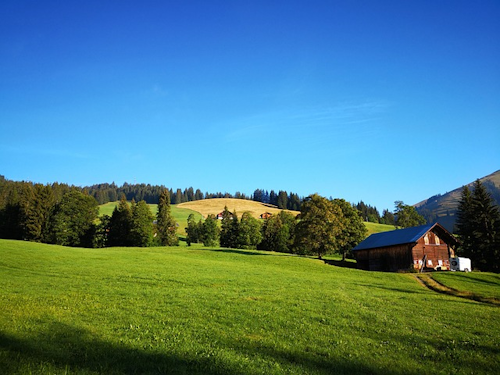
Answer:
top-left (415, 170), bottom-right (500, 232)
top-left (178, 198), bottom-right (300, 219)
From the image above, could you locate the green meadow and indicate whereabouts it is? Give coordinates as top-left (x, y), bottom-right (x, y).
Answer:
top-left (98, 202), bottom-right (202, 236)
top-left (98, 201), bottom-right (394, 238)
top-left (1, 240), bottom-right (499, 374)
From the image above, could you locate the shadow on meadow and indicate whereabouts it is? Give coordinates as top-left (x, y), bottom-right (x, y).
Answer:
top-left (207, 248), bottom-right (280, 257)
top-left (322, 259), bottom-right (358, 269)
top-left (0, 322), bottom-right (236, 375)
top-left (1, 321), bottom-right (402, 375)
top-left (445, 272), bottom-right (500, 287)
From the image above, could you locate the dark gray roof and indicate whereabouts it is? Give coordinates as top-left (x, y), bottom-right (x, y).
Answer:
top-left (353, 224), bottom-right (435, 251)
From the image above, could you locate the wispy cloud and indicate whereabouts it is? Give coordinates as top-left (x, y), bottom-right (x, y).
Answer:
top-left (1, 144), bottom-right (94, 160)
top-left (220, 99), bottom-right (391, 147)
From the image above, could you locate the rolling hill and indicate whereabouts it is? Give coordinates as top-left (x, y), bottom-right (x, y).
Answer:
top-left (100, 198), bottom-right (395, 237)
top-left (178, 198), bottom-right (299, 219)
top-left (415, 169), bottom-right (500, 232)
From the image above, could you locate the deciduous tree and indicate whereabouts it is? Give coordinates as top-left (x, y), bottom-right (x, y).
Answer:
top-left (259, 211), bottom-right (296, 253)
top-left (238, 212), bottom-right (262, 249)
top-left (394, 201), bottom-right (426, 228)
top-left (332, 199), bottom-right (367, 261)
top-left (293, 194), bottom-right (344, 259)
top-left (49, 189), bottom-right (98, 247)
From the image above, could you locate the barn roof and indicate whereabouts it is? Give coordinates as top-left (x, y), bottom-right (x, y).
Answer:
top-left (353, 223), bottom-right (458, 251)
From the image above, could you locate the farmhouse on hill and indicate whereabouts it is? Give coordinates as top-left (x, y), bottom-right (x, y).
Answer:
top-left (352, 223), bottom-right (459, 272)
top-left (260, 212), bottom-right (273, 219)
top-left (215, 211), bottom-right (233, 220)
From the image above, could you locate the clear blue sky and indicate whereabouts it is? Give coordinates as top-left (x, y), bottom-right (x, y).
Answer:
top-left (1, 0), bottom-right (499, 211)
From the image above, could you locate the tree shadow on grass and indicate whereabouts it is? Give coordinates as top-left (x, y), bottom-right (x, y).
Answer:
top-left (206, 248), bottom-right (284, 257)
top-left (322, 259), bottom-right (359, 269)
top-left (1, 321), bottom-right (401, 375)
top-left (0, 322), bottom-right (240, 375)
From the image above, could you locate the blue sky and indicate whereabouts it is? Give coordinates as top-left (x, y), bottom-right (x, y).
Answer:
top-left (1, 0), bottom-right (499, 211)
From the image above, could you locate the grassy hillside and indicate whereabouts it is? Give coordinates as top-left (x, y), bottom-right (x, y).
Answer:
top-left (99, 202), bottom-right (202, 235)
top-left (415, 169), bottom-right (500, 232)
top-left (1, 239), bottom-right (499, 374)
top-left (100, 199), bottom-right (393, 238)
top-left (178, 198), bottom-right (300, 219)
top-left (364, 221), bottom-right (394, 235)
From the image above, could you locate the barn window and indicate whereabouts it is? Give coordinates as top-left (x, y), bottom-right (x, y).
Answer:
top-left (424, 234), bottom-right (429, 245)
top-left (435, 235), bottom-right (440, 245)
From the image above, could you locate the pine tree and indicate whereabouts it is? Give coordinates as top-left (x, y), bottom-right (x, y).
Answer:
top-left (277, 191), bottom-right (288, 209)
top-left (156, 189), bottom-right (178, 246)
top-left (380, 209), bottom-right (395, 225)
top-left (108, 194), bottom-right (133, 247)
top-left (130, 200), bottom-right (154, 247)
top-left (471, 180), bottom-right (499, 271)
top-left (202, 214), bottom-right (220, 247)
top-left (220, 206), bottom-right (234, 248)
top-left (456, 180), bottom-right (500, 272)
top-left (175, 188), bottom-right (182, 204)
top-left (455, 185), bottom-right (474, 257)
top-left (25, 184), bottom-right (54, 242)
top-left (185, 213), bottom-right (200, 246)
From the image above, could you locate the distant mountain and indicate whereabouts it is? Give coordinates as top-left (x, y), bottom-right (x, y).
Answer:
top-left (415, 170), bottom-right (500, 232)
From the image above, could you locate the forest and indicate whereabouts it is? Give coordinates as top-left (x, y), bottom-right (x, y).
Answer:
top-left (0, 176), bottom-right (368, 259)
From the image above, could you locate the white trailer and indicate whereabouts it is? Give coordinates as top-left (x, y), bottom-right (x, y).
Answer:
top-left (450, 257), bottom-right (471, 272)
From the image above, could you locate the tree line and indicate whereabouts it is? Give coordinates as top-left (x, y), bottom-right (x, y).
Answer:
top-left (184, 194), bottom-right (368, 260)
top-left (0, 176), bottom-right (368, 259)
top-left (85, 183), bottom-right (305, 211)
top-left (1, 175), bottom-right (399, 222)
top-left (0, 177), bottom-right (179, 248)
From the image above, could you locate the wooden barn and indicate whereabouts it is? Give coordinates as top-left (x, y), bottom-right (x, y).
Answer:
top-left (260, 212), bottom-right (273, 219)
top-left (352, 223), bottom-right (459, 272)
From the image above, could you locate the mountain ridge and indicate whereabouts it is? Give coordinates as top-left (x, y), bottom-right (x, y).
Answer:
top-left (415, 169), bottom-right (500, 232)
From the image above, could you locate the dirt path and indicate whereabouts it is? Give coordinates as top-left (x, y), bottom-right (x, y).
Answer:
top-left (415, 274), bottom-right (500, 306)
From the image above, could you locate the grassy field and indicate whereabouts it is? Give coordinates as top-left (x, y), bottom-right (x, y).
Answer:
top-left (100, 199), bottom-right (393, 238)
top-left (98, 202), bottom-right (202, 236)
top-left (432, 272), bottom-right (500, 300)
top-left (178, 198), bottom-right (300, 219)
top-left (1, 239), bottom-right (499, 374)
top-left (363, 221), bottom-right (394, 235)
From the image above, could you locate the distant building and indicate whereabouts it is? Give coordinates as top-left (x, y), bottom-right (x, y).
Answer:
top-left (352, 223), bottom-right (459, 272)
top-left (215, 211), bottom-right (233, 220)
top-left (260, 212), bottom-right (273, 219)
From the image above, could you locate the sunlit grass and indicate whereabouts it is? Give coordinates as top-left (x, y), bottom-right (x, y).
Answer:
top-left (98, 202), bottom-right (202, 235)
top-left (364, 221), bottom-right (395, 235)
top-left (1, 239), bottom-right (499, 374)
top-left (432, 272), bottom-right (500, 300)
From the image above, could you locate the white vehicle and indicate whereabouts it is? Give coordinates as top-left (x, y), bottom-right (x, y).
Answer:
top-left (450, 257), bottom-right (471, 272)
